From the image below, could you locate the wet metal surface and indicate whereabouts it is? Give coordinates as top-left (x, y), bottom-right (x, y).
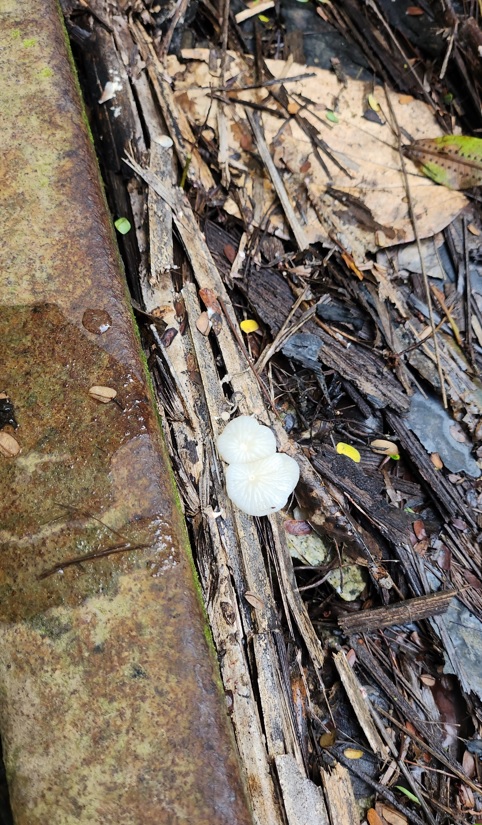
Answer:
top-left (0, 1), bottom-right (251, 823)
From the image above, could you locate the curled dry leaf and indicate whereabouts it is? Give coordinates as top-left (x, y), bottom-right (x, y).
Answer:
top-left (88, 385), bottom-right (117, 403)
top-left (284, 518), bottom-right (312, 536)
top-left (462, 749), bottom-right (476, 778)
top-left (343, 748), bottom-right (364, 759)
top-left (412, 519), bottom-right (427, 541)
top-left (208, 310), bottom-right (223, 336)
top-left (223, 243), bottom-right (237, 264)
top-left (0, 431), bottom-right (21, 458)
top-left (161, 327), bottom-right (178, 348)
top-left (199, 287), bottom-right (222, 315)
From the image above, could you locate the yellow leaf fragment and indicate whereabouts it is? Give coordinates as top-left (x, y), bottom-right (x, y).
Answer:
top-left (336, 442), bottom-right (361, 463)
top-left (319, 730), bottom-right (337, 747)
top-left (88, 385), bottom-right (117, 403)
top-left (430, 452), bottom-right (443, 470)
top-left (240, 319), bottom-right (259, 333)
top-left (343, 748), bottom-right (364, 759)
top-left (0, 431), bottom-right (21, 458)
top-left (367, 93), bottom-right (380, 111)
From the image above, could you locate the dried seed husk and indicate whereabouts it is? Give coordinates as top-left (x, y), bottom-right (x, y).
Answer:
top-left (88, 385), bottom-right (117, 403)
top-left (0, 431), bottom-right (21, 457)
top-left (196, 311), bottom-right (211, 336)
top-left (370, 438), bottom-right (399, 457)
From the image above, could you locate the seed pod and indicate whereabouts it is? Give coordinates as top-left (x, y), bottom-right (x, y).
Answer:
top-left (0, 431), bottom-right (21, 457)
top-left (88, 386), bottom-right (117, 403)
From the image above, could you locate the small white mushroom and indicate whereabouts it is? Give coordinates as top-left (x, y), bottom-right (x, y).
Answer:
top-left (225, 453), bottom-right (300, 517)
top-left (216, 415), bottom-right (276, 464)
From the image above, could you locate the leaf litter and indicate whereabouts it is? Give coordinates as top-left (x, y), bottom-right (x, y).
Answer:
top-left (62, 2), bottom-right (482, 823)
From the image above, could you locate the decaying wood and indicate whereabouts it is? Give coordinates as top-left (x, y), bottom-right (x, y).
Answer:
top-left (275, 754), bottom-right (329, 825)
top-left (338, 590), bottom-right (456, 632)
top-left (326, 750), bottom-right (428, 825)
top-left (131, 20), bottom-right (216, 191)
top-left (233, 265), bottom-right (410, 413)
top-left (352, 639), bottom-right (480, 793)
top-left (386, 410), bottom-right (476, 525)
top-left (332, 651), bottom-right (388, 759)
top-left (320, 762), bottom-right (360, 825)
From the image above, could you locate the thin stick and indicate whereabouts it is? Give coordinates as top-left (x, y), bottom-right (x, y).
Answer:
top-left (463, 216), bottom-right (475, 365)
top-left (217, 296), bottom-right (282, 420)
top-left (209, 72), bottom-right (316, 92)
top-left (244, 108), bottom-right (309, 251)
top-left (158, 0), bottom-right (190, 59)
top-left (384, 86), bottom-right (448, 407)
top-left (38, 543), bottom-right (149, 579)
top-left (255, 289), bottom-right (315, 374)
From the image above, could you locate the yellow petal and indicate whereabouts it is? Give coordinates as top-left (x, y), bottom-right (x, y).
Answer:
top-left (336, 442), bottom-right (361, 463)
top-left (343, 748), bottom-right (364, 759)
top-left (240, 319), bottom-right (259, 333)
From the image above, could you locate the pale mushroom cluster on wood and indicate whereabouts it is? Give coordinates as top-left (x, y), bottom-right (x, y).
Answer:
top-left (216, 416), bottom-right (300, 517)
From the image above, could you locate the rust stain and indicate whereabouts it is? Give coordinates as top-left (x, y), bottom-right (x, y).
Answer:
top-left (0, 1), bottom-right (252, 823)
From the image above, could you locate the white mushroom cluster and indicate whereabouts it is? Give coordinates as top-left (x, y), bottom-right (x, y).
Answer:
top-left (216, 415), bottom-right (300, 517)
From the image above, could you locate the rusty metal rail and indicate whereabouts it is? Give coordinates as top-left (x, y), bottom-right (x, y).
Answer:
top-left (0, 1), bottom-right (252, 823)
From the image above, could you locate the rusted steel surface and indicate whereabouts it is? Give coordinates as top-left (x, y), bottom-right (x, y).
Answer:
top-left (0, 2), bottom-right (252, 823)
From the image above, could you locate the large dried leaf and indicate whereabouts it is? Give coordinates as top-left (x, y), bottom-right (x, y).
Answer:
top-left (403, 135), bottom-right (482, 189)
top-left (167, 51), bottom-right (467, 261)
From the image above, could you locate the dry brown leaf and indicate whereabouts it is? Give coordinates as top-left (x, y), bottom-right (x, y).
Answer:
top-left (167, 51), bottom-right (467, 262)
top-left (376, 803), bottom-right (408, 825)
top-left (199, 287), bottom-right (222, 314)
top-left (0, 431), bottom-right (21, 458)
top-left (367, 809), bottom-right (384, 825)
top-left (462, 749), bottom-right (476, 778)
top-left (88, 385), bottom-right (117, 403)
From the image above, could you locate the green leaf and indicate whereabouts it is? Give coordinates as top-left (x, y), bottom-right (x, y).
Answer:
top-left (325, 110), bottom-right (339, 123)
top-left (403, 135), bottom-right (482, 190)
top-left (395, 786), bottom-right (421, 805)
top-left (114, 217), bottom-right (131, 235)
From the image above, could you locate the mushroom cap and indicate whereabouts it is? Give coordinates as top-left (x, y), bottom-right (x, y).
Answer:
top-left (217, 415), bottom-right (276, 465)
top-left (225, 453), bottom-right (300, 516)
